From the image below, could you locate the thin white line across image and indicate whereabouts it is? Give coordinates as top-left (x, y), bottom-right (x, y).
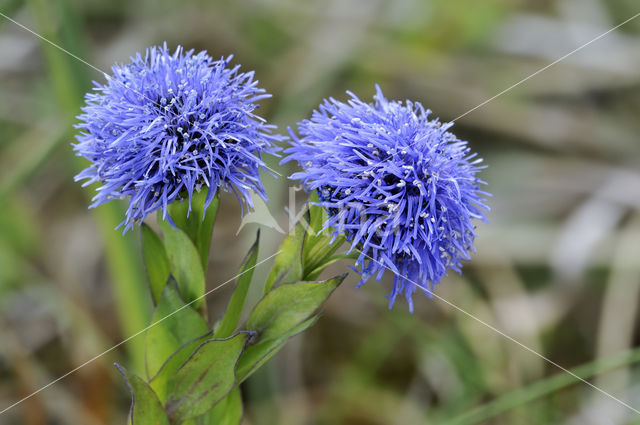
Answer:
top-left (2, 5), bottom-right (640, 420)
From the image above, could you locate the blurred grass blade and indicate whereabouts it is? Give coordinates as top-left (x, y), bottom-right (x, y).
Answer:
top-left (141, 224), bottom-right (170, 305)
top-left (215, 230), bottom-right (260, 338)
top-left (0, 123), bottom-right (66, 205)
top-left (96, 207), bottom-right (152, 375)
top-left (442, 347), bottom-right (640, 425)
top-left (26, 0), bottom-right (151, 374)
top-left (26, 0), bottom-right (85, 110)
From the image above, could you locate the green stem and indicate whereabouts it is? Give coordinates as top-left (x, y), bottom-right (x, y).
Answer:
top-left (441, 347), bottom-right (640, 425)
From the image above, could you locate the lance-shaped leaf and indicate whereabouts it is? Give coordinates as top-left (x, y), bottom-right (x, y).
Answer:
top-left (116, 364), bottom-right (170, 425)
top-left (168, 191), bottom-right (220, 271)
top-left (249, 275), bottom-right (345, 341)
top-left (141, 223), bottom-right (170, 304)
top-left (262, 218), bottom-right (306, 294)
top-left (196, 387), bottom-right (243, 425)
top-left (215, 231), bottom-right (260, 338)
top-left (165, 333), bottom-right (248, 422)
top-left (158, 218), bottom-right (206, 307)
top-left (237, 275), bottom-right (345, 381)
top-left (237, 315), bottom-right (318, 382)
top-left (150, 332), bottom-right (212, 403)
top-left (145, 283), bottom-right (210, 380)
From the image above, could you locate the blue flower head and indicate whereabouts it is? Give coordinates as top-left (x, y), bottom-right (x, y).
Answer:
top-left (284, 86), bottom-right (489, 312)
top-left (74, 44), bottom-right (280, 231)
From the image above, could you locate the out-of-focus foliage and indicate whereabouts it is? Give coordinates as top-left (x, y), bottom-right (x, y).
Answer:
top-left (2, 0), bottom-right (640, 424)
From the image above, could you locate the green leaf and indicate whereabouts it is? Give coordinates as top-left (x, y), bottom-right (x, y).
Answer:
top-left (248, 275), bottom-right (346, 341)
top-left (196, 387), bottom-right (243, 425)
top-left (263, 218), bottom-right (306, 294)
top-left (150, 332), bottom-right (212, 403)
top-left (158, 217), bottom-right (206, 307)
top-left (116, 364), bottom-right (170, 425)
top-left (215, 231), bottom-right (260, 338)
top-left (237, 315), bottom-right (318, 382)
top-left (141, 223), bottom-right (170, 305)
top-left (236, 275), bottom-right (344, 381)
top-left (167, 191), bottom-right (219, 271)
top-left (165, 333), bottom-right (248, 422)
top-left (145, 283), bottom-right (210, 380)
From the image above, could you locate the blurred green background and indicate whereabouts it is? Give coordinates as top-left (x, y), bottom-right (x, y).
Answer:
top-left (2, 0), bottom-right (640, 424)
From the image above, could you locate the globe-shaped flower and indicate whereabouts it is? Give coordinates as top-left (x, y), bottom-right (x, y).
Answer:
top-left (74, 44), bottom-right (280, 231)
top-left (284, 86), bottom-right (489, 311)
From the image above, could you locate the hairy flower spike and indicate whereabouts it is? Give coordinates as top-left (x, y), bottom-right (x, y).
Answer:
top-left (74, 44), bottom-right (280, 231)
top-left (284, 86), bottom-right (489, 312)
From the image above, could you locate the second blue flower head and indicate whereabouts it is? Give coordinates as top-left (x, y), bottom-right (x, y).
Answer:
top-left (284, 86), bottom-right (489, 311)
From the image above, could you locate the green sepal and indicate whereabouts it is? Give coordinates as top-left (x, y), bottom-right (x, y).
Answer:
top-left (215, 230), bottom-right (260, 338)
top-left (167, 190), bottom-right (219, 271)
top-left (145, 282), bottom-right (210, 381)
top-left (158, 217), bottom-right (206, 308)
top-left (141, 223), bottom-right (170, 304)
top-left (115, 363), bottom-right (170, 425)
top-left (165, 333), bottom-right (248, 423)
